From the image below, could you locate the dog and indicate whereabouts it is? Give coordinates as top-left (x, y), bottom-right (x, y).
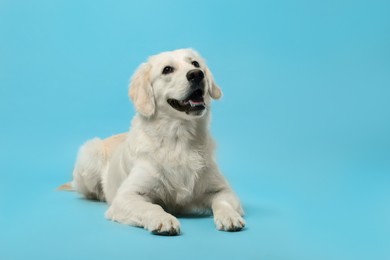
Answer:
top-left (69, 49), bottom-right (245, 235)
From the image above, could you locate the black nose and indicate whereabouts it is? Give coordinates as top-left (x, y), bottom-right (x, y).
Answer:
top-left (186, 69), bottom-right (204, 84)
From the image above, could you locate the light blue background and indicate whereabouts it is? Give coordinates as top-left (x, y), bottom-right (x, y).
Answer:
top-left (1, 0), bottom-right (389, 259)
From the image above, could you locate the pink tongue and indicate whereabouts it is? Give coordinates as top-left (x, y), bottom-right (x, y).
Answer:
top-left (190, 100), bottom-right (203, 105)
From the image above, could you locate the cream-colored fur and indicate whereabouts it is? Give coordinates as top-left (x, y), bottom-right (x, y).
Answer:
top-left (71, 49), bottom-right (245, 235)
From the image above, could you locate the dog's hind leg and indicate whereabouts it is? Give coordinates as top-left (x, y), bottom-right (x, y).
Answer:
top-left (72, 138), bottom-right (107, 201)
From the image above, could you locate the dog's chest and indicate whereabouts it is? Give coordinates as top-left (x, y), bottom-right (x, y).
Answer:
top-left (154, 141), bottom-right (206, 204)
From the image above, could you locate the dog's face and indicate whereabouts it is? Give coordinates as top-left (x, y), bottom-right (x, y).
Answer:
top-left (129, 49), bottom-right (222, 119)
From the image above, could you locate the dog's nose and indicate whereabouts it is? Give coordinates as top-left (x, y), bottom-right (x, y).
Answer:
top-left (186, 69), bottom-right (204, 84)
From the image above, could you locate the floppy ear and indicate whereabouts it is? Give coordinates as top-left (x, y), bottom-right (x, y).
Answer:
top-left (205, 67), bottom-right (222, 100)
top-left (129, 63), bottom-right (155, 117)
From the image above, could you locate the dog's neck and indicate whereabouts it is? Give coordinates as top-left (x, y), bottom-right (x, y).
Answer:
top-left (134, 111), bottom-right (211, 145)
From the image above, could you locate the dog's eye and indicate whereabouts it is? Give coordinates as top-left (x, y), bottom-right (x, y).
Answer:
top-left (191, 61), bottom-right (200, 68)
top-left (162, 66), bottom-right (174, 75)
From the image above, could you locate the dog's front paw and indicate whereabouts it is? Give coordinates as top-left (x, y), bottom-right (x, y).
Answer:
top-left (148, 213), bottom-right (181, 236)
top-left (214, 210), bottom-right (245, 232)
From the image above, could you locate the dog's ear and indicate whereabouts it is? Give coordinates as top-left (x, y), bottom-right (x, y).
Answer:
top-left (129, 63), bottom-right (155, 117)
top-left (205, 67), bottom-right (222, 100)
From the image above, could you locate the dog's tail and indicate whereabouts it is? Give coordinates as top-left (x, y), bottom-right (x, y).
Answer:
top-left (57, 182), bottom-right (74, 191)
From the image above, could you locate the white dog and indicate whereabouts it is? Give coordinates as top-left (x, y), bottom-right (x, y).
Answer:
top-left (70, 49), bottom-right (245, 235)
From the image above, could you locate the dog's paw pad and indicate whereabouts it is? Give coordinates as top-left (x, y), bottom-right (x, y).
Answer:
top-left (149, 214), bottom-right (181, 236)
top-left (214, 210), bottom-right (245, 232)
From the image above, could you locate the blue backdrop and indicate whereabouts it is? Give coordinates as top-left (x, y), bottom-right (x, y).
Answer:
top-left (1, 0), bottom-right (389, 259)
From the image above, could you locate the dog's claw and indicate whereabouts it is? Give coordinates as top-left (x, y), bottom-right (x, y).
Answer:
top-left (151, 227), bottom-right (180, 236)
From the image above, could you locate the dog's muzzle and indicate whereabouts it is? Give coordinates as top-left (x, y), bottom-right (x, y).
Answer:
top-left (167, 69), bottom-right (206, 115)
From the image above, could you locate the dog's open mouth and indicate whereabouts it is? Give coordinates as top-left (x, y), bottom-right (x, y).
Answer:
top-left (167, 89), bottom-right (206, 114)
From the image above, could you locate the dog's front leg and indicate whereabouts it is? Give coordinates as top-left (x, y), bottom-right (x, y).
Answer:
top-left (105, 164), bottom-right (180, 236)
top-left (211, 189), bottom-right (245, 232)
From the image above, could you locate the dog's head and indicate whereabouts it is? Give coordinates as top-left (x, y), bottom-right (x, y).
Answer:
top-left (129, 49), bottom-right (222, 119)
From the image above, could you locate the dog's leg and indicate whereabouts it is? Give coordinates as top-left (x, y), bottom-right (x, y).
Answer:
top-left (211, 189), bottom-right (245, 232)
top-left (105, 165), bottom-right (181, 236)
top-left (71, 133), bottom-right (127, 200)
top-left (72, 138), bottom-right (106, 201)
